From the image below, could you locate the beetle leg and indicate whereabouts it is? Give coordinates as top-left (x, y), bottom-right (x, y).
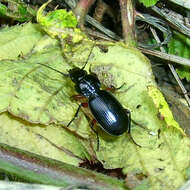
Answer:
top-left (111, 83), bottom-right (126, 91)
top-left (125, 109), bottom-right (131, 134)
top-left (67, 104), bottom-right (82, 127)
top-left (105, 83), bottom-right (126, 93)
top-left (131, 119), bottom-right (151, 133)
top-left (67, 102), bottom-right (89, 127)
top-left (106, 83), bottom-right (135, 95)
top-left (90, 119), bottom-right (100, 151)
top-left (71, 94), bottom-right (86, 101)
top-left (124, 109), bottom-right (141, 148)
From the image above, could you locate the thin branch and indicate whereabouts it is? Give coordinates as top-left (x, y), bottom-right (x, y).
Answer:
top-left (150, 27), bottom-right (190, 108)
top-left (136, 13), bottom-right (172, 49)
top-left (73, 0), bottom-right (96, 28)
top-left (119, 0), bottom-right (136, 46)
top-left (85, 15), bottom-right (120, 40)
top-left (138, 48), bottom-right (190, 67)
top-left (64, 0), bottom-right (120, 40)
top-left (152, 6), bottom-right (190, 38)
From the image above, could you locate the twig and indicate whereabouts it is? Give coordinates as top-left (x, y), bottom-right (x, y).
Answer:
top-left (64, 0), bottom-right (120, 40)
top-left (152, 6), bottom-right (190, 38)
top-left (136, 13), bottom-right (172, 49)
top-left (138, 48), bottom-right (190, 67)
top-left (85, 15), bottom-right (120, 40)
top-left (150, 27), bottom-right (190, 108)
top-left (119, 0), bottom-right (136, 46)
top-left (73, 0), bottom-right (96, 28)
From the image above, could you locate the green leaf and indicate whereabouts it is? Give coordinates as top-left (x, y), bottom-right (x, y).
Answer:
top-left (0, 3), bottom-right (7, 16)
top-left (0, 46), bottom-right (89, 130)
top-left (168, 32), bottom-right (190, 81)
top-left (0, 112), bottom-right (87, 166)
top-left (138, 0), bottom-right (159, 7)
top-left (0, 23), bottom-right (43, 60)
top-left (147, 86), bottom-right (185, 135)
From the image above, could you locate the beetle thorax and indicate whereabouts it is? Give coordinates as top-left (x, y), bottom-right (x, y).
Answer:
top-left (69, 68), bottom-right (101, 98)
top-left (77, 78), bottom-right (99, 97)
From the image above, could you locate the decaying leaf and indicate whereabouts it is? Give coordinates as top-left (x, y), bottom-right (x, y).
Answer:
top-left (0, 112), bottom-right (88, 166)
top-left (0, 23), bottom-right (43, 60)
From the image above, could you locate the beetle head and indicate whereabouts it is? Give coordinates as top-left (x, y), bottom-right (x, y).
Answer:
top-left (69, 67), bottom-right (87, 83)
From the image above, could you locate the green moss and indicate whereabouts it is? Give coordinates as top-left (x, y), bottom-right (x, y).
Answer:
top-left (0, 3), bottom-right (7, 16)
top-left (36, 0), bottom-right (84, 42)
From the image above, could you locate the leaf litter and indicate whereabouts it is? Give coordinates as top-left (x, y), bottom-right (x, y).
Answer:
top-left (0, 20), bottom-right (189, 190)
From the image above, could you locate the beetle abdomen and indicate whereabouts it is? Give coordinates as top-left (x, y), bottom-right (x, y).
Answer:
top-left (89, 90), bottom-right (129, 136)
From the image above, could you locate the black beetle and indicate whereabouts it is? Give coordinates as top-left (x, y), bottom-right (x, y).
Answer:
top-left (38, 45), bottom-right (140, 150)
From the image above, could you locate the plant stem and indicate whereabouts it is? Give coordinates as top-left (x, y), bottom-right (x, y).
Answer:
top-left (119, 0), bottom-right (136, 46)
top-left (74, 0), bottom-right (96, 28)
top-left (0, 143), bottom-right (128, 190)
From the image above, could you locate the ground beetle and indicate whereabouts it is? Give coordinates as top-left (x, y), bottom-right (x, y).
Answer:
top-left (38, 45), bottom-right (141, 150)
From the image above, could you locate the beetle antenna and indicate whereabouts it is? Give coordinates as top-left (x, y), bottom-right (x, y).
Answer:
top-left (81, 43), bottom-right (96, 70)
top-left (37, 63), bottom-right (69, 77)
